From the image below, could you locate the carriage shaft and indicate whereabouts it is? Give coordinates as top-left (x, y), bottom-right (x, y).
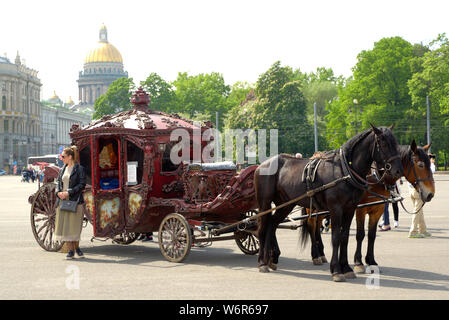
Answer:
top-left (211, 175), bottom-right (351, 236)
top-left (193, 235), bottom-right (236, 243)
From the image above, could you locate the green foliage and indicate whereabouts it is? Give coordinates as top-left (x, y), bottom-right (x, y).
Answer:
top-left (140, 73), bottom-right (176, 113)
top-left (173, 72), bottom-right (231, 130)
top-left (227, 81), bottom-right (254, 109)
top-left (326, 37), bottom-right (417, 148)
top-left (226, 61), bottom-right (314, 157)
top-left (93, 77), bottom-right (135, 119)
top-left (408, 33), bottom-right (449, 163)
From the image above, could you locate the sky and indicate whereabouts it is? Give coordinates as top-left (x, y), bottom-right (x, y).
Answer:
top-left (1, 0), bottom-right (448, 103)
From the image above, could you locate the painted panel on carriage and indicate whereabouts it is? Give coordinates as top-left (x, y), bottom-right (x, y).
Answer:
top-left (83, 191), bottom-right (93, 215)
top-left (129, 192), bottom-right (142, 218)
top-left (99, 198), bottom-right (120, 228)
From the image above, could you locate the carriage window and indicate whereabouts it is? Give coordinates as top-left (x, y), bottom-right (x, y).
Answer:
top-left (98, 137), bottom-right (120, 190)
top-left (79, 145), bottom-right (92, 184)
top-left (126, 141), bottom-right (143, 185)
top-left (161, 143), bottom-right (180, 172)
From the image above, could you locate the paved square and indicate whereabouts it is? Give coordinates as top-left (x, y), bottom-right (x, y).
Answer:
top-left (1, 175), bottom-right (448, 299)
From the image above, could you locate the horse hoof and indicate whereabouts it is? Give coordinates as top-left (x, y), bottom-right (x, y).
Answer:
top-left (259, 265), bottom-right (270, 273)
top-left (313, 258), bottom-right (323, 265)
top-left (320, 256), bottom-right (328, 264)
top-left (268, 263), bottom-right (277, 271)
top-left (344, 271), bottom-right (357, 279)
top-left (332, 273), bottom-right (346, 282)
top-left (354, 265), bottom-right (365, 274)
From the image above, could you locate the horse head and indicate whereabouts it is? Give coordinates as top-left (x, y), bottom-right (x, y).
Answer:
top-left (403, 140), bottom-right (435, 202)
top-left (369, 123), bottom-right (403, 185)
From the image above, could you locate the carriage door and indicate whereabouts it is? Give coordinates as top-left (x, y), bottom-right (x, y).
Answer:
top-left (123, 139), bottom-right (148, 229)
top-left (92, 136), bottom-right (125, 237)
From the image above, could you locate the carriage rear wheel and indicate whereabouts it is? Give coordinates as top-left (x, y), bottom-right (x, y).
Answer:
top-left (30, 183), bottom-right (64, 252)
top-left (158, 213), bottom-right (192, 263)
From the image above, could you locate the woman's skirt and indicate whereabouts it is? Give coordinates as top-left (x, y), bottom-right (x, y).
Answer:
top-left (54, 204), bottom-right (84, 241)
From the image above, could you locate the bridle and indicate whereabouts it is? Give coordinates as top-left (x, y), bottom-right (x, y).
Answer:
top-left (397, 149), bottom-right (434, 215)
top-left (405, 150), bottom-right (434, 189)
top-left (343, 131), bottom-right (400, 189)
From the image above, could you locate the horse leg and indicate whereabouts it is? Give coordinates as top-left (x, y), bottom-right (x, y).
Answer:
top-left (354, 209), bottom-right (366, 273)
top-left (339, 210), bottom-right (357, 279)
top-left (268, 205), bottom-right (294, 270)
top-left (257, 214), bottom-right (271, 273)
top-left (329, 209), bottom-right (345, 282)
top-left (365, 206), bottom-right (382, 267)
top-left (315, 216), bottom-right (327, 264)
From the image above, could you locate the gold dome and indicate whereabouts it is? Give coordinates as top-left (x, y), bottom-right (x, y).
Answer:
top-left (84, 24), bottom-right (123, 64)
top-left (84, 42), bottom-right (123, 64)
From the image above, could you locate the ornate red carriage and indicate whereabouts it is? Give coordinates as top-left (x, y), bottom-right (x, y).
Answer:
top-left (29, 88), bottom-right (259, 262)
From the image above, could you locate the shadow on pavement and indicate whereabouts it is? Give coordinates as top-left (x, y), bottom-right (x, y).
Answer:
top-left (74, 240), bottom-right (449, 292)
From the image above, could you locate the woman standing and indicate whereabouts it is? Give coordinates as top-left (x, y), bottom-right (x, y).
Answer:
top-left (54, 146), bottom-right (86, 259)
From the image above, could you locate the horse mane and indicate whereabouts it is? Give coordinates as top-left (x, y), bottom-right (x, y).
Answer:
top-left (339, 129), bottom-right (372, 163)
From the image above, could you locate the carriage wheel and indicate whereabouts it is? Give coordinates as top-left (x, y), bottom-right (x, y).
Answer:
top-left (30, 183), bottom-right (64, 252)
top-left (112, 232), bottom-right (139, 245)
top-left (234, 210), bottom-right (259, 255)
top-left (158, 213), bottom-right (192, 263)
top-left (235, 231), bottom-right (259, 255)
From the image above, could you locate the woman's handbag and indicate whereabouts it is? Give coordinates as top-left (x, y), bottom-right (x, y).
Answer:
top-left (60, 194), bottom-right (81, 212)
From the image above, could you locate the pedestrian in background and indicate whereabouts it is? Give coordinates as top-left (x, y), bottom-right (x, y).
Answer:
top-left (54, 146), bottom-right (86, 259)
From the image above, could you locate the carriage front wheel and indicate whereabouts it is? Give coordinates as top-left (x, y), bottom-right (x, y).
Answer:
top-left (235, 231), bottom-right (259, 255)
top-left (158, 213), bottom-right (192, 263)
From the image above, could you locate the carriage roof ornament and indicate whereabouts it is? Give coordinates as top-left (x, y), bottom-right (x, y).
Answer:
top-left (131, 87), bottom-right (151, 111)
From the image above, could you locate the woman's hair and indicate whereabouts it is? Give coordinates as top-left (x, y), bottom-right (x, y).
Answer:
top-left (63, 146), bottom-right (79, 163)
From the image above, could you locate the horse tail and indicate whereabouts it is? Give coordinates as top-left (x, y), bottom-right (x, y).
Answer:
top-left (298, 209), bottom-right (311, 250)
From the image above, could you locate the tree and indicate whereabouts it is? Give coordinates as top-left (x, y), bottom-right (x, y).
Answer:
top-left (93, 77), bottom-right (135, 119)
top-left (226, 61), bottom-right (314, 157)
top-left (325, 37), bottom-right (417, 148)
top-left (173, 72), bottom-right (231, 129)
top-left (227, 81), bottom-right (254, 109)
top-left (408, 34), bottom-right (449, 167)
top-left (140, 73), bottom-right (176, 113)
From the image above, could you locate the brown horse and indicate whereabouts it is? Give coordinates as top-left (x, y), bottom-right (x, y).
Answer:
top-left (254, 125), bottom-right (403, 282)
top-left (353, 141), bottom-right (435, 273)
top-left (300, 141), bottom-right (435, 272)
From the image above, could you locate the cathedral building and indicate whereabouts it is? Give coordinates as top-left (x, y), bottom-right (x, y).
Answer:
top-left (74, 24), bottom-right (128, 115)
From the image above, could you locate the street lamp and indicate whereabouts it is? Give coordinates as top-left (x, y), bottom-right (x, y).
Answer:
top-left (349, 99), bottom-right (363, 135)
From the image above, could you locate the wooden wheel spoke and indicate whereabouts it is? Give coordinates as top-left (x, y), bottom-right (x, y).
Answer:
top-left (33, 207), bottom-right (50, 216)
top-left (33, 216), bottom-right (48, 223)
top-left (37, 220), bottom-right (50, 235)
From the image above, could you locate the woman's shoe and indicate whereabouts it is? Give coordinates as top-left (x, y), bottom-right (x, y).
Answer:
top-left (394, 221), bottom-right (399, 228)
top-left (66, 250), bottom-right (75, 260)
top-left (408, 233), bottom-right (424, 238)
top-left (75, 248), bottom-right (85, 258)
top-left (379, 226), bottom-right (391, 232)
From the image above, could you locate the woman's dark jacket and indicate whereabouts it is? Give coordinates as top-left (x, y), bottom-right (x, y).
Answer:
top-left (55, 163), bottom-right (86, 205)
